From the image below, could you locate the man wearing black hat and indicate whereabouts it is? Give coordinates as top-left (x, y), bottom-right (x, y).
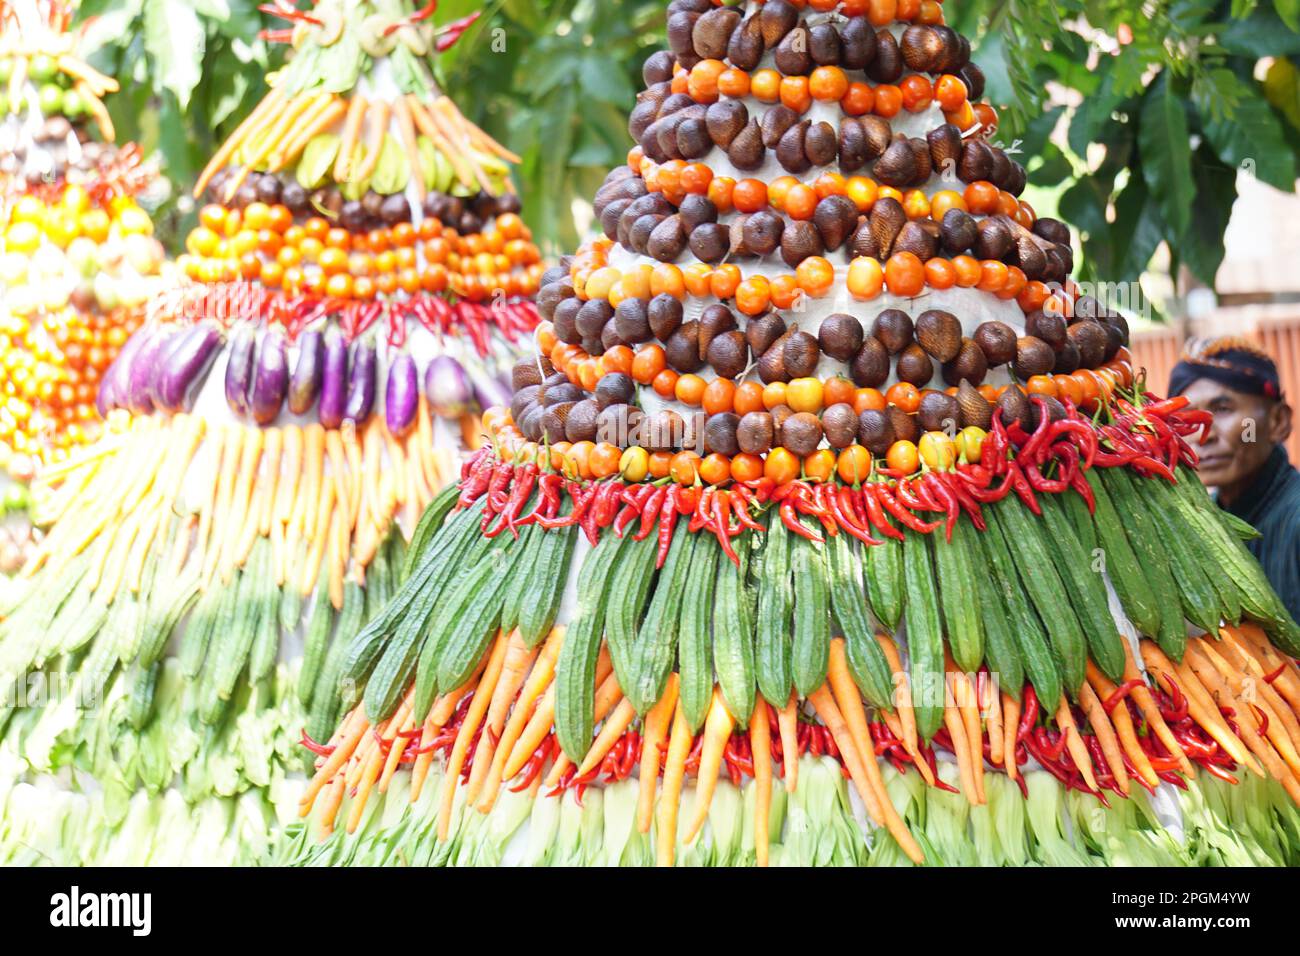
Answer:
top-left (1169, 338), bottom-right (1299, 624)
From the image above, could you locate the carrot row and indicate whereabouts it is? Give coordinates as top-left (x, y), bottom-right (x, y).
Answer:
top-left (26, 405), bottom-right (448, 611)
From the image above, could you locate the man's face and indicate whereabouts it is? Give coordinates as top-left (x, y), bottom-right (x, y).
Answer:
top-left (1182, 379), bottom-right (1278, 489)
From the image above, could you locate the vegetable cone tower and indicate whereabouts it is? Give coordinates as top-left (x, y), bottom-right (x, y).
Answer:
top-left (284, 0), bottom-right (1300, 868)
top-left (0, 1), bottom-right (539, 866)
top-left (0, 0), bottom-right (163, 571)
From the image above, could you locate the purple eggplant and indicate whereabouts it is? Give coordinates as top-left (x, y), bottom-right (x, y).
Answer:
top-left (318, 325), bottom-right (348, 429)
top-left (251, 328), bottom-right (289, 426)
top-left (155, 321), bottom-right (223, 413)
top-left (288, 327), bottom-right (325, 415)
top-left (97, 322), bottom-right (155, 415)
top-left (424, 354), bottom-right (473, 418)
top-left (126, 324), bottom-right (173, 416)
top-left (344, 336), bottom-right (377, 425)
top-left (384, 350), bottom-right (419, 437)
top-left (224, 324), bottom-right (256, 418)
top-left (473, 373), bottom-right (512, 415)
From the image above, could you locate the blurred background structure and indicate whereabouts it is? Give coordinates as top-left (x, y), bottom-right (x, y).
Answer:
top-left (69, 0), bottom-right (1300, 463)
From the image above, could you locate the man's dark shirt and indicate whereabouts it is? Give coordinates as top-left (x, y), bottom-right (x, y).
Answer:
top-left (1222, 444), bottom-right (1300, 625)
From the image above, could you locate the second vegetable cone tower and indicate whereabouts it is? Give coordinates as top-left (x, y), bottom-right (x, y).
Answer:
top-left (283, 0), bottom-right (1300, 868)
top-left (0, 0), bottom-right (544, 864)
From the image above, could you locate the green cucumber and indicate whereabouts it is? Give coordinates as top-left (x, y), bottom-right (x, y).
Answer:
top-left (678, 538), bottom-right (719, 731)
top-left (791, 524), bottom-right (831, 697)
top-left (979, 505), bottom-right (1061, 707)
top-left (827, 532), bottom-right (893, 709)
top-left (754, 511), bottom-right (794, 707)
top-left (1062, 486), bottom-right (1097, 557)
top-left (1129, 475), bottom-right (1222, 636)
top-left (902, 528), bottom-right (944, 739)
top-left (1084, 469), bottom-right (1161, 637)
top-left (713, 530), bottom-right (757, 723)
top-left (307, 580), bottom-right (364, 745)
top-left (864, 527), bottom-right (904, 632)
top-left (1037, 494), bottom-right (1126, 681)
top-left (518, 522), bottom-right (578, 650)
top-left (992, 496), bottom-right (1087, 696)
top-left (554, 532), bottom-right (636, 761)
top-left (605, 531), bottom-right (660, 695)
top-left (932, 520), bottom-right (983, 673)
top-left (402, 484), bottom-right (462, 580)
top-left (629, 521), bottom-right (696, 714)
top-left (498, 519), bottom-right (540, 636)
top-left (298, 568), bottom-right (335, 706)
top-left (1100, 468), bottom-right (1187, 660)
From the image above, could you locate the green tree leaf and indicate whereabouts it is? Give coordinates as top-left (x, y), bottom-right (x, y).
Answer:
top-left (1138, 73), bottom-right (1196, 239)
top-left (1201, 85), bottom-right (1297, 191)
top-left (1179, 153), bottom-right (1238, 286)
top-left (144, 0), bottom-right (206, 110)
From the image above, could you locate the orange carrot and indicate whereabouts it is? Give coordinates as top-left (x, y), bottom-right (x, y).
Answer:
top-left (1055, 694), bottom-right (1099, 793)
top-left (683, 688), bottom-right (735, 842)
top-left (334, 96), bottom-right (368, 180)
top-left (942, 685), bottom-right (978, 805)
top-left (949, 663), bottom-right (985, 804)
top-left (300, 708), bottom-right (369, 811)
top-left (1078, 682), bottom-right (1129, 796)
top-left (984, 674), bottom-right (1003, 769)
top-left (809, 685), bottom-right (925, 865)
top-left (270, 98), bottom-right (346, 170)
top-left (827, 640), bottom-right (885, 826)
top-left (195, 86), bottom-right (287, 196)
top-left (637, 673), bottom-right (680, 834)
top-left (1085, 661), bottom-right (1156, 789)
top-left (437, 630), bottom-right (510, 840)
top-left (777, 693), bottom-right (800, 793)
top-left (317, 776), bottom-right (347, 841)
top-left (749, 699), bottom-right (772, 867)
top-left (1002, 691), bottom-right (1020, 783)
top-left (391, 95), bottom-right (426, 201)
top-left (1128, 640), bottom-right (1197, 777)
top-left (465, 630), bottom-right (534, 805)
top-left (576, 698), bottom-right (638, 777)
top-left (1195, 640), bottom-right (1300, 778)
top-left (877, 633), bottom-right (919, 756)
top-left (410, 655), bottom-right (489, 804)
top-left (655, 699), bottom-right (692, 867)
top-left (353, 100), bottom-right (392, 182)
top-left (477, 627), bottom-right (565, 811)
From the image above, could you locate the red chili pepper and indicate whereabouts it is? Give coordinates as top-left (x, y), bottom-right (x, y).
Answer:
top-left (730, 485), bottom-right (767, 533)
top-left (780, 500), bottom-right (823, 542)
top-left (1018, 685), bottom-right (1039, 743)
top-left (876, 483), bottom-right (941, 534)
top-left (689, 486), bottom-right (715, 534)
top-left (862, 483), bottom-right (905, 541)
top-left (829, 484), bottom-right (881, 545)
top-left (458, 451), bottom-right (495, 507)
top-left (635, 486), bottom-right (666, 541)
top-left (1141, 395), bottom-right (1190, 418)
top-left (713, 490), bottom-right (741, 566)
top-left (894, 477), bottom-right (930, 512)
top-left (483, 463), bottom-right (538, 538)
top-left (299, 729), bottom-right (335, 757)
top-left (1264, 662), bottom-right (1287, 684)
top-left (922, 472), bottom-right (960, 541)
top-left (657, 488), bottom-right (681, 568)
top-left (1016, 397), bottom-right (1056, 465)
top-left (1005, 462), bottom-right (1041, 514)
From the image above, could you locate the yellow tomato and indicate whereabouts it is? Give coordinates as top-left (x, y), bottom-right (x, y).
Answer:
top-left (956, 425), bottom-right (986, 463)
top-left (786, 376), bottom-right (824, 413)
top-left (918, 431), bottom-right (956, 470)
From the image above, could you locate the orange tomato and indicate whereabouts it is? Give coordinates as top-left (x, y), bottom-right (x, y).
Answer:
top-left (731, 452), bottom-right (764, 483)
top-left (885, 251), bottom-right (925, 297)
top-left (847, 256), bottom-right (884, 299)
top-left (823, 375), bottom-right (856, 408)
top-left (675, 373), bottom-right (707, 406)
top-left (590, 442), bottom-right (623, 478)
top-left (648, 450), bottom-right (673, 479)
top-left (886, 381), bottom-right (921, 413)
top-left (631, 344), bottom-right (667, 384)
top-left (733, 382), bottom-right (765, 416)
top-left (1025, 375), bottom-right (1058, 400)
top-left (762, 382), bottom-right (788, 410)
top-left (670, 450), bottom-right (701, 485)
top-left (653, 368), bottom-right (680, 398)
top-left (804, 449), bottom-right (837, 483)
top-left (886, 440), bottom-right (919, 474)
top-left (837, 445), bottom-right (873, 484)
top-left (853, 387), bottom-right (886, 413)
top-left (702, 377), bottom-right (737, 414)
top-left (764, 446), bottom-right (801, 485)
top-left (699, 452), bottom-right (732, 485)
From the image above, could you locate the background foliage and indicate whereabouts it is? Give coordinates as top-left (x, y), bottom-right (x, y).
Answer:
top-left (72, 0), bottom-right (1300, 295)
